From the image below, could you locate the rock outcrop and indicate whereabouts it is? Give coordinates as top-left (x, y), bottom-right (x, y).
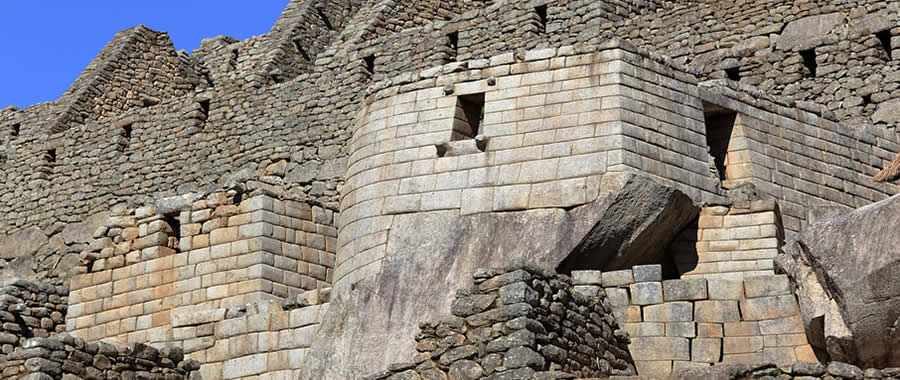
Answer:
top-left (777, 194), bottom-right (900, 367)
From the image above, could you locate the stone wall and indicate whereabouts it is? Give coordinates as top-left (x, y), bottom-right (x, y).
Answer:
top-left (575, 264), bottom-right (815, 379)
top-left (65, 190), bottom-right (336, 348)
top-left (671, 201), bottom-right (783, 281)
top-left (2, 335), bottom-right (200, 380)
top-left (0, 281), bottom-right (68, 356)
top-left (187, 292), bottom-right (329, 380)
top-left (368, 265), bottom-right (636, 379)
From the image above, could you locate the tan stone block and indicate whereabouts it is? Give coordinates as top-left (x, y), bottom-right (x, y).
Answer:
top-left (723, 336), bottom-right (764, 354)
top-left (634, 360), bottom-right (672, 379)
top-left (724, 321), bottom-right (760, 337)
top-left (643, 302), bottom-right (693, 322)
top-left (794, 345), bottom-right (817, 362)
top-left (697, 323), bottom-right (723, 337)
top-left (692, 338), bottom-right (722, 363)
top-left (694, 300), bottom-right (741, 322)
top-left (623, 322), bottom-right (665, 337)
top-left (211, 227), bottom-right (239, 245)
top-left (763, 347), bottom-right (796, 367)
top-left (758, 315), bottom-right (805, 335)
top-left (707, 279), bottom-right (744, 300)
top-left (630, 282), bottom-right (663, 305)
top-left (194, 234), bottom-right (210, 249)
top-left (698, 215), bottom-right (723, 229)
top-left (739, 295), bottom-right (799, 321)
top-left (629, 337), bottom-right (690, 360)
top-left (744, 275), bottom-right (791, 298)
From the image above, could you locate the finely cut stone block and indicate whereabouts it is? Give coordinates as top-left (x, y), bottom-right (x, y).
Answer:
top-left (629, 337), bottom-right (690, 360)
top-left (666, 322), bottom-right (696, 338)
top-left (743, 275), bottom-right (791, 298)
top-left (723, 336), bottom-right (764, 354)
top-left (707, 279), bottom-right (744, 300)
top-left (758, 316), bottom-right (805, 335)
top-left (692, 338), bottom-right (722, 363)
top-left (571, 270), bottom-right (602, 285)
top-left (697, 323), bottom-right (723, 337)
top-left (724, 321), bottom-right (760, 337)
top-left (602, 269), bottom-right (634, 287)
top-left (635, 360), bottom-right (673, 379)
top-left (606, 287), bottom-right (630, 306)
top-left (663, 278), bottom-right (708, 301)
top-left (630, 282), bottom-right (663, 305)
top-left (694, 300), bottom-right (741, 322)
top-left (623, 322), bottom-right (665, 337)
top-left (739, 295), bottom-right (800, 321)
top-left (633, 264), bottom-right (662, 282)
top-left (643, 302), bottom-right (693, 322)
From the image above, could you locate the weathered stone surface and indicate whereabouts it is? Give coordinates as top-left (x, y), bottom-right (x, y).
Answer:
top-left (61, 211), bottom-right (110, 245)
top-left (663, 278), bottom-right (707, 301)
top-left (872, 99), bottom-right (900, 124)
top-left (558, 175), bottom-right (699, 272)
top-left (0, 227), bottom-right (48, 260)
top-left (777, 194), bottom-right (900, 367)
top-left (777, 13), bottom-right (844, 51)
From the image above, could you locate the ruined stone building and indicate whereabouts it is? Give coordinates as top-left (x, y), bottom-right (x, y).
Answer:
top-left (1, 0), bottom-right (900, 379)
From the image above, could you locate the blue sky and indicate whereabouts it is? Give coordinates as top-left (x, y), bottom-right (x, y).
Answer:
top-left (0, 1), bottom-right (290, 109)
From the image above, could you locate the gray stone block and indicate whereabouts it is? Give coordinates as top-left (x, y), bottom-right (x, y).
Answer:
top-left (628, 337), bottom-right (690, 360)
top-left (691, 338), bottom-right (722, 363)
top-left (666, 322), bottom-right (696, 338)
top-left (602, 269), bottom-right (634, 287)
top-left (606, 287), bottom-right (630, 306)
top-left (630, 282), bottom-right (663, 305)
top-left (663, 278), bottom-right (708, 301)
top-left (743, 275), bottom-right (791, 298)
top-left (571, 270), bottom-right (602, 285)
top-left (694, 300), bottom-right (741, 322)
top-left (632, 264), bottom-right (662, 282)
top-left (643, 302), bottom-right (693, 322)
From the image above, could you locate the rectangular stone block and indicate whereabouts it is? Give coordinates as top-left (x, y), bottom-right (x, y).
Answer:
top-left (629, 337), bottom-right (690, 360)
top-left (666, 322), bottom-right (696, 338)
top-left (633, 264), bottom-right (662, 282)
top-left (630, 282), bottom-right (662, 305)
top-left (739, 295), bottom-right (799, 321)
top-left (613, 305), bottom-right (643, 323)
top-left (623, 322), bottom-right (665, 337)
top-left (724, 321), bottom-right (761, 337)
top-left (723, 336), bottom-right (764, 354)
top-left (743, 275), bottom-right (791, 298)
top-left (697, 323), bottom-right (723, 337)
top-left (572, 270), bottom-right (602, 285)
top-left (694, 300), bottom-right (741, 322)
top-left (606, 287), bottom-right (630, 306)
top-left (602, 269), bottom-right (634, 287)
top-left (643, 302), bottom-right (693, 322)
top-left (707, 279), bottom-right (744, 300)
top-left (663, 278), bottom-right (708, 301)
top-left (758, 315), bottom-right (805, 335)
top-left (692, 338), bottom-right (722, 363)
top-left (635, 360), bottom-right (672, 379)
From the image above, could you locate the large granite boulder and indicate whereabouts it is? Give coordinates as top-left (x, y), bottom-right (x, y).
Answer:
top-left (302, 173), bottom-right (699, 379)
top-left (777, 194), bottom-right (900, 367)
top-left (0, 226), bottom-right (48, 260)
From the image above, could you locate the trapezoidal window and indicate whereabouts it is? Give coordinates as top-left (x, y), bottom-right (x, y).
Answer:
top-left (452, 93), bottom-right (485, 141)
top-left (876, 30), bottom-right (893, 59)
top-left (534, 5), bottom-right (548, 34)
top-left (363, 55), bottom-right (376, 82)
top-left (293, 39), bottom-right (311, 61)
top-left (447, 31), bottom-right (459, 62)
top-left (164, 213), bottom-right (181, 253)
top-left (11, 123), bottom-right (19, 137)
top-left (118, 122), bottom-right (133, 151)
top-left (703, 102), bottom-right (737, 185)
top-left (725, 67), bottom-right (741, 81)
top-left (800, 49), bottom-right (817, 77)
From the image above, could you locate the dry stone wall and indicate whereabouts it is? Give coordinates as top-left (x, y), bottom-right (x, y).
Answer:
top-left (368, 265), bottom-right (636, 380)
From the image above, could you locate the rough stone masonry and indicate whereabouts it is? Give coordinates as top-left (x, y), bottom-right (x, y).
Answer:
top-left (1, 0), bottom-right (900, 379)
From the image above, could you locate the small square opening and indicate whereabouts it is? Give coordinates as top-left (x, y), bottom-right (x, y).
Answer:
top-left (46, 149), bottom-right (57, 163)
top-left (535, 5), bottom-right (548, 34)
top-left (452, 93), bottom-right (485, 141)
top-left (725, 67), bottom-right (741, 81)
top-left (11, 123), bottom-right (19, 137)
top-left (800, 49), bottom-right (817, 77)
